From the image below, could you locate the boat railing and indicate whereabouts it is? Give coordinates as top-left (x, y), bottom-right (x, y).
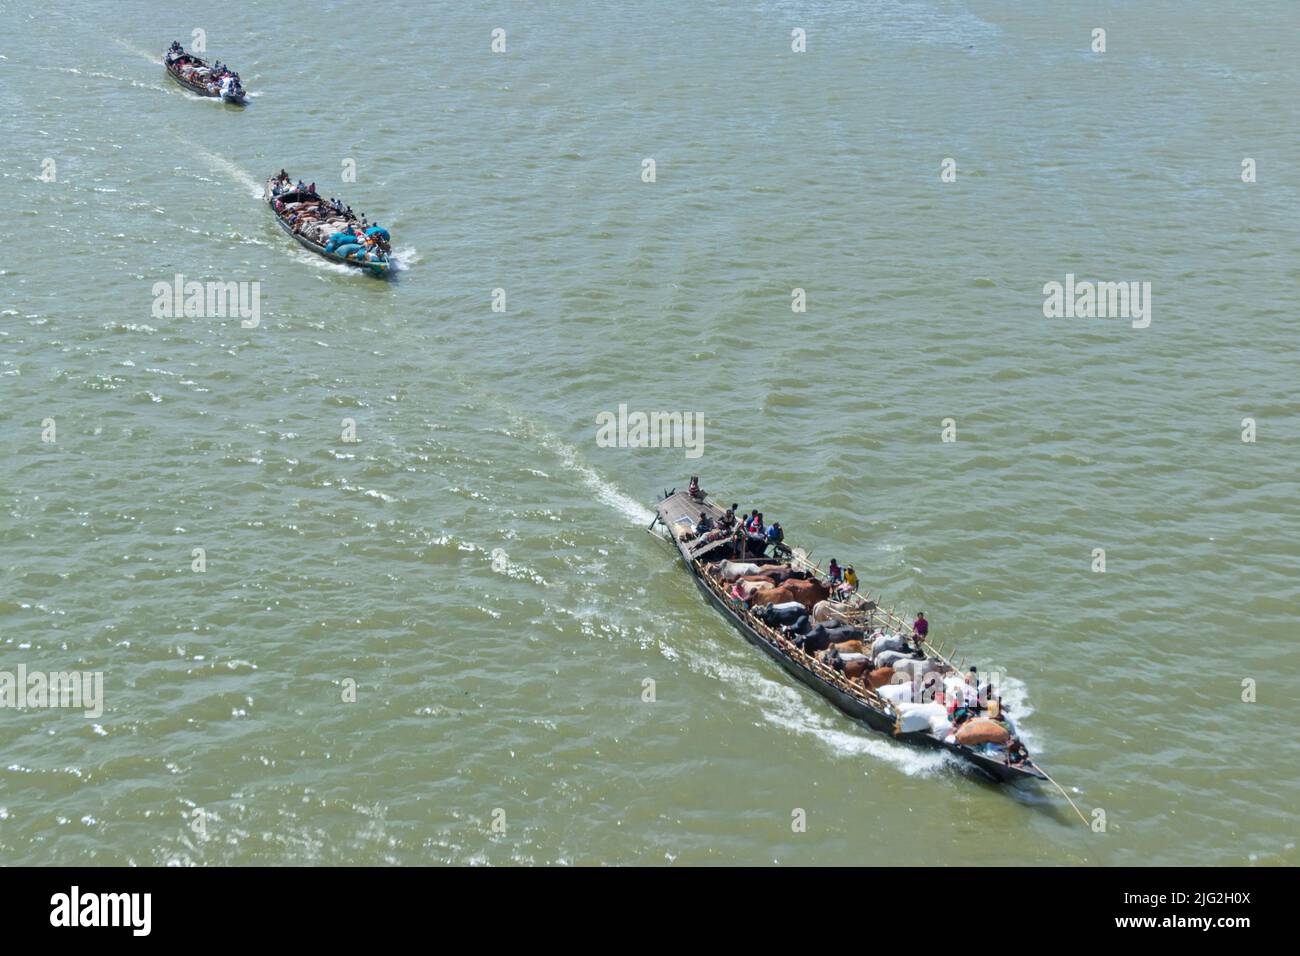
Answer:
top-left (694, 558), bottom-right (900, 721)
top-left (780, 549), bottom-right (962, 675)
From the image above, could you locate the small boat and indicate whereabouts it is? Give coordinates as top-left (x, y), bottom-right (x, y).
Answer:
top-left (651, 484), bottom-right (1049, 785)
top-left (163, 44), bottom-right (247, 104)
top-left (263, 176), bottom-right (392, 277)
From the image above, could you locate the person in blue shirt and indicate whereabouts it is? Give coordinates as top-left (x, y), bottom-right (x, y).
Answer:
top-left (765, 522), bottom-right (783, 546)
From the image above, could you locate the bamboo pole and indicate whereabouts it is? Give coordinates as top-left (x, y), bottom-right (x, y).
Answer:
top-left (1038, 765), bottom-right (1089, 826)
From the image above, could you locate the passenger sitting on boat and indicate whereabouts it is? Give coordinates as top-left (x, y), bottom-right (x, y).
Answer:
top-left (964, 668), bottom-right (981, 708)
top-left (765, 521), bottom-right (784, 547)
top-left (695, 512), bottom-right (714, 534)
top-left (746, 511), bottom-right (764, 534)
top-left (719, 506), bottom-right (736, 530)
top-left (1006, 737), bottom-right (1028, 766)
top-left (843, 565), bottom-right (859, 591)
top-left (912, 612), bottom-right (928, 644)
top-left (688, 476), bottom-right (702, 499)
top-left (988, 696), bottom-right (1005, 721)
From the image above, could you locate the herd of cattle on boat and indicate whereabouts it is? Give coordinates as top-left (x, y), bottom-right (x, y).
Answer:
top-left (654, 480), bottom-right (1046, 784)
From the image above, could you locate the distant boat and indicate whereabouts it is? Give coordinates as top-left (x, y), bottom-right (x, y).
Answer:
top-left (652, 483), bottom-right (1048, 785)
top-left (163, 45), bottom-right (247, 104)
top-left (263, 176), bottom-right (392, 277)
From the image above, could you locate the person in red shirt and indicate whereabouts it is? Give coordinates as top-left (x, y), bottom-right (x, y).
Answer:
top-left (912, 612), bottom-right (929, 643)
top-left (827, 559), bottom-right (843, 584)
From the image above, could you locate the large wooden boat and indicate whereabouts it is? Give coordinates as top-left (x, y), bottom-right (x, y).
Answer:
top-left (263, 177), bottom-right (392, 277)
top-left (163, 46), bottom-right (247, 104)
top-left (652, 485), bottom-right (1048, 785)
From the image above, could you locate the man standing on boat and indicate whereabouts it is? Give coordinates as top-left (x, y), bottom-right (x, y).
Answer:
top-left (912, 612), bottom-right (929, 644)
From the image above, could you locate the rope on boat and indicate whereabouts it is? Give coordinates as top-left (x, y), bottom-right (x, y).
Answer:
top-left (1037, 765), bottom-right (1089, 826)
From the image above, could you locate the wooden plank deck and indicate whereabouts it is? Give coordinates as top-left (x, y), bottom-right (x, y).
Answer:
top-left (655, 490), bottom-right (726, 542)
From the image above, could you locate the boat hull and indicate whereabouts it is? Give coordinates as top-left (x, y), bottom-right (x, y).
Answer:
top-left (656, 490), bottom-right (1046, 786)
top-left (164, 58), bottom-right (246, 104)
top-left (264, 184), bottom-right (390, 277)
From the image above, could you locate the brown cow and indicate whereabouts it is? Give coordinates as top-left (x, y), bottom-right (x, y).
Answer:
top-left (865, 666), bottom-right (895, 689)
top-left (829, 639), bottom-right (864, 655)
top-left (781, 578), bottom-right (831, 606)
top-left (749, 565), bottom-right (810, 584)
top-left (842, 658), bottom-right (870, 680)
top-left (750, 586), bottom-right (818, 611)
top-left (815, 651), bottom-right (871, 680)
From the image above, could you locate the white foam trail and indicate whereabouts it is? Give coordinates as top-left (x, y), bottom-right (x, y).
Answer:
top-left (112, 38), bottom-right (163, 65)
top-left (993, 673), bottom-right (1037, 750)
top-left (389, 246), bottom-right (420, 270)
top-left (704, 654), bottom-right (947, 777)
top-left (180, 140), bottom-right (264, 198)
top-left (543, 437), bottom-right (655, 525)
top-left (286, 248), bottom-right (356, 275)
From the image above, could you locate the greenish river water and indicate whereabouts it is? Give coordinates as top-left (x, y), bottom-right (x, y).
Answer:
top-left (1, 0), bottom-right (1297, 865)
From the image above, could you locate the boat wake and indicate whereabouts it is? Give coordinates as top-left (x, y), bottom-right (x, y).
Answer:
top-left (179, 141), bottom-right (264, 199)
top-left (52, 66), bottom-right (168, 94)
top-left (388, 246), bottom-right (420, 271)
top-left (449, 388), bottom-right (655, 527)
top-left (704, 654), bottom-right (949, 777)
top-left (287, 247), bottom-right (359, 276)
top-left (111, 38), bottom-right (163, 65)
top-left (541, 436), bottom-right (655, 526)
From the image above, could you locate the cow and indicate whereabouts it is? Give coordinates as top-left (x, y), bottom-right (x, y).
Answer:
top-left (750, 586), bottom-right (816, 611)
top-left (812, 599), bottom-right (862, 625)
top-left (754, 601), bottom-right (806, 628)
top-left (753, 565), bottom-right (810, 584)
top-left (874, 649), bottom-right (908, 669)
top-left (732, 579), bottom-right (774, 600)
top-left (816, 650), bottom-right (872, 680)
top-left (891, 657), bottom-right (942, 681)
top-left (870, 633), bottom-right (909, 656)
top-left (713, 560), bottom-right (763, 581)
top-left (796, 622), bottom-right (862, 653)
top-left (844, 658), bottom-right (871, 679)
top-left (863, 666), bottom-right (895, 689)
top-left (780, 577), bottom-right (831, 607)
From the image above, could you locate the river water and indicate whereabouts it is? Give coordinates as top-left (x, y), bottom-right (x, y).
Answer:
top-left (2, 0), bottom-right (1297, 865)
